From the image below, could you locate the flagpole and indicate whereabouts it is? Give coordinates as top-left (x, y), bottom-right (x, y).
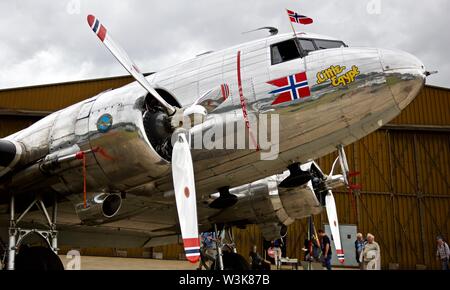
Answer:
top-left (286, 9), bottom-right (303, 57)
top-left (286, 9), bottom-right (299, 36)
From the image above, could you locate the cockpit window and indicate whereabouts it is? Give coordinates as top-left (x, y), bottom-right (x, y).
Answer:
top-left (298, 39), bottom-right (316, 54)
top-left (271, 39), bottom-right (301, 65)
top-left (271, 38), bottom-right (347, 65)
top-left (314, 39), bottom-right (346, 50)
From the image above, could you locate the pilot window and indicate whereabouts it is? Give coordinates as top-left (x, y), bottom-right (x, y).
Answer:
top-left (314, 39), bottom-right (346, 50)
top-left (298, 39), bottom-right (316, 54)
top-left (271, 39), bottom-right (301, 65)
top-left (271, 38), bottom-right (347, 65)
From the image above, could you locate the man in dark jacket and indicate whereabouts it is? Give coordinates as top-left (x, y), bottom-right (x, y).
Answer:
top-left (318, 229), bottom-right (332, 270)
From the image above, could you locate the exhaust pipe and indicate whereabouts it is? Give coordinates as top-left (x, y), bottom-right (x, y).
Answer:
top-left (75, 193), bottom-right (122, 225)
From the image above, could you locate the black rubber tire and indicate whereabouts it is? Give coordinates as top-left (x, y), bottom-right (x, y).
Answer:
top-left (15, 246), bottom-right (64, 270)
top-left (212, 252), bottom-right (250, 270)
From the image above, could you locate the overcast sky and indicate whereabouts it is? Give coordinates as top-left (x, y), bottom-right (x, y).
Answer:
top-left (0, 0), bottom-right (448, 89)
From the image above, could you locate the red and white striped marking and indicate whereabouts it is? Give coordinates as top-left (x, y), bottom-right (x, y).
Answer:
top-left (336, 249), bottom-right (345, 264)
top-left (87, 15), bottom-right (107, 42)
top-left (220, 83), bottom-right (230, 100)
top-left (183, 237), bottom-right (200, 263)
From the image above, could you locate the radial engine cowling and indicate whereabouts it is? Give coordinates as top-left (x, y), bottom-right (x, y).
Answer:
top-left (0, 140), bottom-right (23, 178)
top-left (211, 161), bottom-right (340, 241)
top-left (75, 193), bottom-right (122, 225)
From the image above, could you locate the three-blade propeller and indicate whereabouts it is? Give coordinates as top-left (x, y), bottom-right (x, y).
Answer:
top-left (87, 14), bottom-right (200, 263)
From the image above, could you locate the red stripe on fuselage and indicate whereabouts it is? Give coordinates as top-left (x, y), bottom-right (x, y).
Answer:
top-left (236, 51), bottom-right (259, 151)
top-left (221, 84), bottom-right (227, 100)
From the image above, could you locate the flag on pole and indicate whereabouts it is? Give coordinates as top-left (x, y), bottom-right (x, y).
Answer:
top-left (286, 9), bottom-right (313, 25)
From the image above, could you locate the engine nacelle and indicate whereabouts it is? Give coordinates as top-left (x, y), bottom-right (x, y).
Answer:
top-left (74, 193), bottom-right (122, 225)
top-left (210, 161), bottom-right (342, 241)
top-left (0, 140), bottom-right (23, 178)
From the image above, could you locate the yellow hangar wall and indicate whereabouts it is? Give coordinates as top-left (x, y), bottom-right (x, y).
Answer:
top-left (0, 77), bottom-right (449, 269)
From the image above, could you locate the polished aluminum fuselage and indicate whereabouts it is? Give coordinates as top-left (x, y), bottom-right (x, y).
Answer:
top-left (0, 32), bottom-right (425, 246)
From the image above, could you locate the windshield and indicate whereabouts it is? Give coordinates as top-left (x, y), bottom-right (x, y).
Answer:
top-left (313, 39), bottom-right (346, 50)
top-left (270, 38), bottom-right (347, 65)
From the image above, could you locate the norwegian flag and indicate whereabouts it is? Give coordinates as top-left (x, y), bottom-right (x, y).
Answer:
top-left (287, 9), bottom-right (313, 25)
top-left (267, 72), bottom-right (311, 105)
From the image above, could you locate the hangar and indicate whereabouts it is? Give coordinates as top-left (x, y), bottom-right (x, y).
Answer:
top-left (0, 75), bottom-right (448, 269)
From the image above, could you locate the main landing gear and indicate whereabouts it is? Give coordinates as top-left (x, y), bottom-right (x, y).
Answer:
top-left (4, 195), bottom-right (64, 270)
top-left (199, 224), bottom-right (249, 271)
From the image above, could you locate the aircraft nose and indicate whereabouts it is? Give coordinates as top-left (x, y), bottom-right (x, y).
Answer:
top-left (379, 49), bottom-right (426, 109)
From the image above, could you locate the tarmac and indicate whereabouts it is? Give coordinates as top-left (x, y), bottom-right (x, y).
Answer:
top-left (58, 255), bottom-right (344, 270)
top-left (59, 255), bottom-right (199, 270)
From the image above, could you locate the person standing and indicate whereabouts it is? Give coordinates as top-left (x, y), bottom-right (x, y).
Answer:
top-left (318, 229), bottom-right (332, 270)
top-left (354, 233), bottom-right (365, 269)
top-left (436, 236), bottom-right (449, 270)
top-left (361, 233), bottom-right (381, 270)
top-left (198, 231), bottom-right (217, 270)
top-left (270, 240), bottom-right (283, 269)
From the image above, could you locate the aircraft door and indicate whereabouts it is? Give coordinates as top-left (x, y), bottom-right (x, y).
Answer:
top-left (74, 97), bottom-right (97, 142)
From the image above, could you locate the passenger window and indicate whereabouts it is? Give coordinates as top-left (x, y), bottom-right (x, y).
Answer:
top-left (314, 40), bottom-right (345, 50)
top-left (298, 39), bottom-right (316, 54)
top-left (271, 39), bottom-right (301, 65)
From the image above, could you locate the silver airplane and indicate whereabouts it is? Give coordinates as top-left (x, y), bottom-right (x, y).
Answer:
top-left (0, 14), bottom-right (427, 270)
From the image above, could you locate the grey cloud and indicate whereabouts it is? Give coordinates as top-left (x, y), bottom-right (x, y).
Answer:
top-left (0, 0), bottom-right (448, 89)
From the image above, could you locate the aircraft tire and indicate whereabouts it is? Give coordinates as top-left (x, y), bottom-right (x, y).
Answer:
top-left (15, 246), bottom-right (64, 270)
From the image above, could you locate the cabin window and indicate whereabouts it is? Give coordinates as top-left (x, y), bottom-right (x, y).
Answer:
top-left (314, 39), bottom-right (346, 50)
top-left (271, 39), bottom-right (301, 65)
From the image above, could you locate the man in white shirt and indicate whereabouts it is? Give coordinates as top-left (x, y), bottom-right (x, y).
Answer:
top-left (436, 236), bottom-right (449, 270)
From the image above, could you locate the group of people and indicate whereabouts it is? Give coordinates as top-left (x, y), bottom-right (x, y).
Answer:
top-left (199, 230), bottom-right (449, 270)
top-left (303, 229), bottom-right (333, 270)
top-left (303, 230), bottom-right (381, 270)
top-left (354, 233), bottom-right (381, 270)
top-left (302, 229), bottom-right (336, 270)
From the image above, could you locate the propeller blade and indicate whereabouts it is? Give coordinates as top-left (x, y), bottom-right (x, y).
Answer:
top-left (325, 190), bottom-right (345, 264)
top-left (171, 132), bottom-right (200, 263)
top-left (87, 14), bottom-right (176, 115)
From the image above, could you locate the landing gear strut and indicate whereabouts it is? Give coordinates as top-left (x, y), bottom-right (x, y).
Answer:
top-left (6, 194), bottom-right (62, 270)
top-left (210, 224), bottom-right (249, 270)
